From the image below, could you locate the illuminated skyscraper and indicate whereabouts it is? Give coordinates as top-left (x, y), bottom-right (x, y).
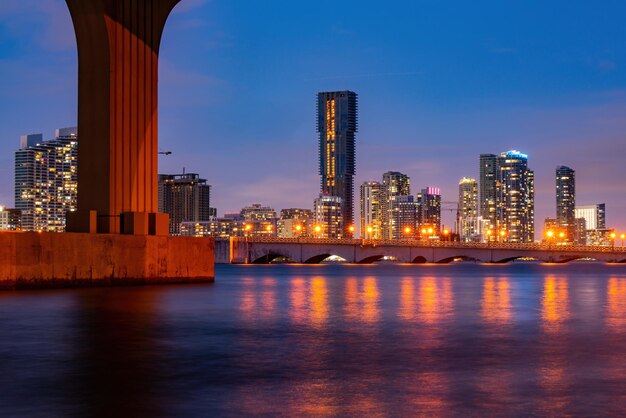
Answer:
top-left (496, 151), bottom-right (535, 243)
top-left (360, 181), bottom-right (382, 239)
top-left (317, 91), bottom-right (357, 236)
top-left (418, 187), bottom-right (442, 234)
top-left (381, 171), bottom-right (411, 239)
top-left (15, 128), bottom-right (78, 232)
top-left (479, 154), bottom-right (498, 227)
top-left (158, 173), bottom-right (212, 235)
top-left (556, 166), bottom-right (575, 242)
top-left (458, 177), bottom-right (479, 241)
top-left (313, 194), bottom-right (343, 238)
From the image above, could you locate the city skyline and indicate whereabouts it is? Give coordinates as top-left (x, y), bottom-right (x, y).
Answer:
top-left (1, 1), bottom-right (626, 233)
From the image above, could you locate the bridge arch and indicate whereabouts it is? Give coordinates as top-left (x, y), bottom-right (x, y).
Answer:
top-left (412, 256), bottom-right (427, 264)
top-left (252, 253), bottom-right (294, 264)
top-left (493, 256), bottom-right (541, 264)
top-left (436, 255), bottom-right (480, 264)
top-left (304, 254), bottom-right (348, 264)
top-left (358, 255), bottom-right (384, 264)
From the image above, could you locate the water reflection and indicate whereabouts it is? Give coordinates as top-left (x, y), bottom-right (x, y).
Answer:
top-left (418, 277), bottom-right (454, 324)
top-left (607, 277), bottom-right (626, 329)
top-left (481, 277), bottom-right (511, 325)
top-left (541, 276), bottom-right (570, 332)
top-left (344, 276), bottom-right (380, 325)
top-left (398, 277), bottom-right (416, 320)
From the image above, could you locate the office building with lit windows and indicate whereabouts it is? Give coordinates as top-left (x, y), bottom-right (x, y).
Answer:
top-left (479, 154), bottom-right (499, 228)
top-left (15, 128), bottom-right (78, 232)
top-left (496, 150), bottom-right (535, 243)
top-left (381, 171), bottom-right (411, 239)
top-left (317, 91), bottom-right (357, 237)
top-left (277, 208), bottom-right (313, 238)
top-left (418, 187), bottom-right (442, 235)
top-left (390, 195), bottom-right (418, 240)
top-left (158, 173), bottom-right (212, 235)
top-left (556, 166), bottom-right (575, 242)
top-left (458, 177), bottom-right (479, 241)
top-left (360, 181), bottom-right (382, 239)
top-left (314, 194), bottom-right (343, 238)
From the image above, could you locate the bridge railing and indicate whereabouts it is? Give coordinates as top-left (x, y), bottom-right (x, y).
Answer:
top-left (230, 237), bottom-right (626, 253)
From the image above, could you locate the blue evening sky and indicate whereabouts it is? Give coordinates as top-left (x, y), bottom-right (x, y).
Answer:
top-left (1, 0), bottom-right (626, 234)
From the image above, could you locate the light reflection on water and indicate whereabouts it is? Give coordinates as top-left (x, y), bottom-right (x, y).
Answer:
top-left (1, 263), bottom-right (626, 416)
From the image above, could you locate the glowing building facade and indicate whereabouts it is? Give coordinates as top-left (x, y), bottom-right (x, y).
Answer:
top-left (418, 187), bottom-right (442, 235)
top-left (381, 171), bottom-right (411, 239)
top-left (458, 177), bottom-right (479, 241)
top-left (314, 194), bottom-right (343, 239)
top-left (14, 128), bottom-right (78, 232)
top-left (496, 151), bottom-right (535, 243)
top-left (556, 166), bottom-right (575, 242)
top-left (360, 181), bottom-right (382, 239)
top-left (317, 91), bottom-right (357, 236)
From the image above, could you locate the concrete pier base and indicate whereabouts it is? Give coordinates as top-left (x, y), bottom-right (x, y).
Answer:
top-left (0, 232), bottom-right (214, 290)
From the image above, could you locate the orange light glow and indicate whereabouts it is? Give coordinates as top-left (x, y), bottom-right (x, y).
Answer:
top-left (295, 224), bottom-right (302, 232)
top-left (366, 226), bottom-right (373, 234)
top-left (428, 228), bottom-right (433, 234)
top-left (499, 230), bottom-right (506, 237)
top-left (314, 225), bottom-right (321, 233)
top-left (546, 230), bottom-right (554, 238)
top-left (349, 225), bottom-right (355, 233)
top-left (266, 225), bottom-right (272, 232)
top-left (404, 226), bottom-right (412, 234)
top-left (244, 224), bottom-right (252, 231)
top-left (443, 229), bottom-right (449, 235)
top-left (610, 232), bottom-right (617, 239)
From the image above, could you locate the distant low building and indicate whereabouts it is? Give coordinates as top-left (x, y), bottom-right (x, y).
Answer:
top-left (314, 194), bottom-right (343, 238)
top-left (278, 208), bottom-right (313, 238)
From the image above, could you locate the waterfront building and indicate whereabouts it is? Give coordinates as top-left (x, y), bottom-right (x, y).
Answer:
top-left (573, 218), bottom-right (587, 246)
top-left (556, 166), bottom-right (576, 243)
top-left (240, 203), bottom-right (277, 222)
top-left (317, 90), bottom-right (357, 237)
top-left (575, 204), bottom-right (606, 231)
top-left (158, 173), bottom-right (212, 235)
top-left (0, 207), bottom-right (22, 231)
top-left (390, 195), bottom-right (418, 240)
top-left (15, 128), bottom-right (78, 232)
top-left (575, 204), bottom-right (607, 245)
top-left (360, 181), bottom-right (382, 239)
top-left (180, 217), bottom-right (277, 238)
top-left (313, 194), bottom-right (343, 238)
top-left (277, 208), bottom-right (313, 238)
top-left (381, 171), bottom-right (411, 239)
top-left (479, 154), bottom-right (499, 228)
top-left (418, 187), bottom-right (442, 237)
top-left (495, 150), bottom-right (535, 243)
top-left (458, 177), bottom-right (479, 241)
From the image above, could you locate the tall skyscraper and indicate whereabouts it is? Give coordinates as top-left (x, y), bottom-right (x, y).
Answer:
top-left (458, 177), bottom-right (479, 241)
top-left (418, 187), bottom-right (442, 234)
top-left (381, 171), bottom-right (411, 239)
top-left (15, 128), bottom-right (78, 232)
top-left (556, 166), bottom-right (575, 242)
top-left (496, 151), bottom-right (535, 243)
top-left (313, 194), bottom-right (343, 238)
top-left (360, 181), bottom-right (382, 239)
top-left (317, 91), bottom-right (357, 237)
top-left (479, 154), bottom-right (498, 227)
top-left (158, 173), bottom-right (212, 235)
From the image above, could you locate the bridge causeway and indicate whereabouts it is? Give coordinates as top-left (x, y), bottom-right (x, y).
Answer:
top-left (215, 237), bottom-right (626, 264)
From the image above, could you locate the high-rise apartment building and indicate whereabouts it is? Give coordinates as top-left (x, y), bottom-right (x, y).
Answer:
top-left (15, 128), bottom-right (78, 232)
top-left (381, 171), bottom-right (411, 239)
top-left (158, 173), bottom-right (212, 235)
top-left (317, 91), bottom-right (357, 237)
top-left (390, 195), bottom-right (418, 240)
top-left (479, 154), bottom-right (498, 227)
top-left (313, 194), bottom-right (343, 238)
top-left (458, 177), bottom-right (479, 241)
top-left (496, 151), bottom-right (535, 243)
top-left (418, 187), bottom-right (442, 234)
top-left (360, 181), bottom-right (382, 239)
top-left (556, 166), bottom-right (575, 242)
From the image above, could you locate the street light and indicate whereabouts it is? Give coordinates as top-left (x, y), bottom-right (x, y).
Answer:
top-left (366, 225), bottom-right (373, 238)
top-left (621, 233), bottom-right (625, 247)
top-left (499, 229), bottom-right (506, 243)
top-left (314, 224), bottom-right (322, 238)
top-left (442, 229), bottom-right (450, 241)
top-left (348, 225), bottom-right (355, 237)
top-left (611, 232), bottom-right (617, 250)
